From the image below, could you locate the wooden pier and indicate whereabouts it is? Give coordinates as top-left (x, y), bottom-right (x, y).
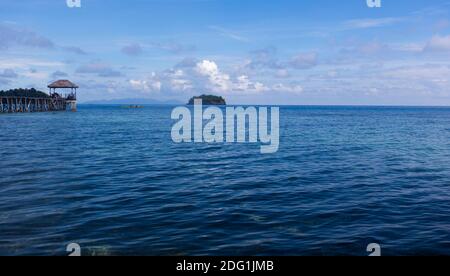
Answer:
top-left (0, 80), bottom-right (78, 113)
top-left (0, 96), bottom-right (67, 113)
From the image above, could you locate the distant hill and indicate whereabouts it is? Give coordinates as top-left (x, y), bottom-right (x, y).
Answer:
top-left (0, 88), bottom-right (50, 98)
top-left (82, 98), bottom-right (183, 105)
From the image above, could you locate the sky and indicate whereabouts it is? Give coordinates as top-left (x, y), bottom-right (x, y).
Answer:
top-left (1, 0), bottom-right (450, 105)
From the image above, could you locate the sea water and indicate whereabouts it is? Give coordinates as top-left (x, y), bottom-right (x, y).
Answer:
top-left (0, 105), bottom-right (449, 255)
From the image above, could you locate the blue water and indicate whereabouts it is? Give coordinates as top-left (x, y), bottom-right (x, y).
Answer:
top-left (0, 105), bottom-right (449, 256)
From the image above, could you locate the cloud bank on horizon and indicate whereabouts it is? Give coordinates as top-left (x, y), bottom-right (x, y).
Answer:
top-left (0, 0), bottom-right (450, 105)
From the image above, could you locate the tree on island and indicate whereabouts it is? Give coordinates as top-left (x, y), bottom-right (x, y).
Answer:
top-left (188, 95), bottom-right (226, 105)
top-left (0, 88), bottom-right (50, 98)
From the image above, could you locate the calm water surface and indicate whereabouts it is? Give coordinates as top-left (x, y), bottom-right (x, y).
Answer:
top-left (0, 105), bottom-right (449, 255)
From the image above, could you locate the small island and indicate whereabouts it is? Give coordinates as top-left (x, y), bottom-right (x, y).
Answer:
top-left (0, 88), bottom-right (50, 98)
top-left (188, 95), bottom-right (226, 105)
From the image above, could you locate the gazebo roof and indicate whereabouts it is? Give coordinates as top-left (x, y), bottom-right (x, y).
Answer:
top-left (48, 80), bottom-right (79, 89)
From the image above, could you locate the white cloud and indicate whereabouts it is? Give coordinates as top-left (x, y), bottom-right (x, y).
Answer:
top-left (0, 69), bottom-right (18, 78)
top-left (384, 64), bottom-right (450, 81)
top-left (343, 17), bottom-right (404, 30)
top-left (129, 79), bottom-right (161, 92)
top-left (147, 41), bottom-right (196, 54)
top-left (195, 60), bottom-right (231, 92)
top-left (208, 26), bottom-right (249, 42)
top-left (195, 60), bottom-right (275, 94)
top-left (127, 60), bottom-right (285, 95)
top-left (290, 53), bottom-right (318, 70)
top-left (195, 60), bottom-right (219, 76)
top-left (275, 69), bottom-right (290, 78)
top-left (235, 75), bottom-right (268, 93)
top-left (76, 62), bottom-right (124, 78)
top-left (165, 69), bottom-right (193, 91)
top-left (424, 35), bottom-right (450, 52)
top-left (121, 43), bottom-right (143, 56)
top-left (272, 83), bottom-right (303, 94)
top-left (22, 69), bottom-right (48, 80)
top-left (0, 58), bottom-right (64, 69)
top-left (51, 70), bottom-right (68, 79)
top-left (0, 22), bottom-right (54, 50)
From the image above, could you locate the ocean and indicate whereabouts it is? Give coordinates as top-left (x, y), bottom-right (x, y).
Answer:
top-left (0, 105), bottom-right (449, 256)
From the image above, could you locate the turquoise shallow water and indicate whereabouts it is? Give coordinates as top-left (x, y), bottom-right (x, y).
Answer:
top-left (0, 105), bottom-right (449, 256)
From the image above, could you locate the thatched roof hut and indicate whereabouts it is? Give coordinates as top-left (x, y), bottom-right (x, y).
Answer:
top-left (47, 80), bottom-right (78, 100)
top-left (48, 80), bottom-right (79, 89)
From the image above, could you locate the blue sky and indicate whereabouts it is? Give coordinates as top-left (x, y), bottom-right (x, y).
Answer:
top-left (1, 0), bottom-right (450, 105)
